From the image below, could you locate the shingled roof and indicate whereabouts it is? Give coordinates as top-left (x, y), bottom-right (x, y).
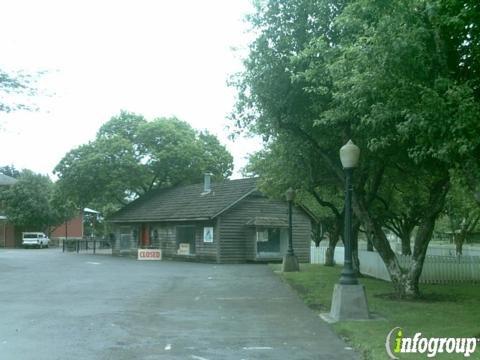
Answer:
top-left (108, 177), bottom-right (258, 223)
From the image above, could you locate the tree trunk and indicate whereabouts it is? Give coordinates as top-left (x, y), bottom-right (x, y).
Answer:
top-left (454, 231), bottom-right (466, 255)
top-left (366, 230), bottom-right (374, 251)
top-left (454, 215), bottom-right (480, 256)
top-left (398, 177), bottom-right (450, 299)
top-left (325, 219), bottom-right (340, 266)
top-left (396, 216), bottom-right (438, 298)
top-left (312, 222), bottom-right (325, 247)
top-left (400, 233), bottom-right (412, 255)
top-left (386, 218), bottom-right (416, 255)
top-left (353, 175), bottom-right (449, 299)
top-left (353, 193), bottom-right (404, 287)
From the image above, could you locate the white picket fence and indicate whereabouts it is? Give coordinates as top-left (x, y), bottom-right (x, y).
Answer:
top-left (311, 246), bottom-right (480, 284)
top-left (389, 242), bottom-right (480, 257)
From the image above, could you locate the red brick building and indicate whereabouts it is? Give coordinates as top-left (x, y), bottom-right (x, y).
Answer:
top-left (0, 173), bottom-right (19, 248)
top-left (50, 208), bottom-right (101, 242)
top-left (0, 216), bottom-right (18, 248)
top-left (50, 214), bottom-right (84, 240)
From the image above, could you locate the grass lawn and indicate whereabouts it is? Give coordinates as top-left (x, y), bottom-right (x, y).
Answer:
top-left (274, 264), bottom-right (480, 360)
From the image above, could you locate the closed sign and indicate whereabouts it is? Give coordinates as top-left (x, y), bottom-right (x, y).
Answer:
top-left (137, 249), bottom-right (162, 260)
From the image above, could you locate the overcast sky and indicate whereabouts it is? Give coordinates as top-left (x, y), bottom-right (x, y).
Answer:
top-left (0, 0), bottom-right (262, 178)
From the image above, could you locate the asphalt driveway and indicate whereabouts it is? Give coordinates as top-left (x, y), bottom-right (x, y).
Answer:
top-left (0, 249), bottom-right (358, 360)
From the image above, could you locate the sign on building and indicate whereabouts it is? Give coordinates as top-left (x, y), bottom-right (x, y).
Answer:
top-left (137, 249), bottom-right (162, 260)
top-left (203, 227), bottom-right (214, 243)
top-left (177, 243), bottom-right (190, 255)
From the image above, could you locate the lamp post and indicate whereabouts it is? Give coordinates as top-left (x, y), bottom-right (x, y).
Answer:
top-left (286, 188), bottom-right (295, 256)
top-left (282, 187), bottom-right (299, 272)
top-left (339, 140), bottom-right (360, 285)
top-left (324, 139), bottom-right (369, 322)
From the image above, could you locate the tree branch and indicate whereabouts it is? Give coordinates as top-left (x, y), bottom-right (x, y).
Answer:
top-left (276, 119), bottom-right (345, 184)
top-left (366, 165), bottom-right (385, 206)
top-left (312, 189), bottom-right (341, 218)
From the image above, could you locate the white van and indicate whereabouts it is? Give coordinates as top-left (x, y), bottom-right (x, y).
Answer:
top-left (22, 232), bottom-right (50, 248)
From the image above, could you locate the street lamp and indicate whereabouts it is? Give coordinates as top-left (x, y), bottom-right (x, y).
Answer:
top-left (282, 187), bottom-right (299, 272)
top-left (339, 140), bottom-right (360, 285)
top-left (324, 139), bottom-right (369, 322)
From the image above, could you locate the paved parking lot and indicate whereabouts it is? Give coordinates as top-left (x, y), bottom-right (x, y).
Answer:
top-left (0, 249), bottom-right (358, 360)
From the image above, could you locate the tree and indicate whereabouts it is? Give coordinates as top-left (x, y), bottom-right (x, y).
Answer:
top-left (326, 0), bottom-right (478, 297)
top-left (50, 184), bottom-right (83, 237)
top-left (244, 134), bottom-right (345, 267)
top-left (232, 0), bottom-right (480, 298)
top-left (445, 175), bottom-right (480, 255)
top-left (135, 117), bottom-right (233, 188)
top-left (0, 69), bottom-right (39, 113)
top-left (54, 136), bottom-right (146, 210)
top-left (0, 165), bottom-right (21, 178)
top-left (0, 170), bottom-right (58, 232)
top-left (373, 167), bottom-right (431, 256)
top-left (54, 111), bottom-right (234, 213)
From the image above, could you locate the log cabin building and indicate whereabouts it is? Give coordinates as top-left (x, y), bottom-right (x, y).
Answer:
top-left (108, 176), bottom-right (313, 263)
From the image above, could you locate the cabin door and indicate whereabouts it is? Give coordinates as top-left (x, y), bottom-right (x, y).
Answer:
top-left (141, 224), bottom-right (150, 247)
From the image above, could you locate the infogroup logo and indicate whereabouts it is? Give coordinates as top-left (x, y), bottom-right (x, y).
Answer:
top-left (385, 327), bottom-right (478, 359)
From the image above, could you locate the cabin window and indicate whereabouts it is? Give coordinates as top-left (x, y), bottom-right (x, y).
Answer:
top-left (119, 226), bottom-right (134, 249)
top-left (256, 228), bottom-right (288, 256)
top-left (176, 225), bottom-right (196, 255)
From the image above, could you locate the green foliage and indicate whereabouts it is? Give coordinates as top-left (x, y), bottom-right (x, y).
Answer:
top-left (436, 0), bottom-right (480, 97)
top-left (234, 0), bottom-right (480, 295)
top-left (234, 0), bottom-right (480, 224)
top-left (374, 166), bottom-right (431, 238)
top-left (308, 0), bottom-right (480, 167)
top-left (54, 111), bottom-right (234, 210)
top-left (446, 175), bottom-right (480, 228)
top-left (50, 181), bottom-right (82, 225)
top-left (0, 165), bottom-right (21, 179)
top-left (244, 134), bottom-right (343, 217)
top-left (444, 173), bottom-right (480, 251)
top-left (54, 136), bottom-right (146, 209)
top-left (97, 110), bottom-right (147, 142)
top-left (0, 170), bottom-right (58, 231)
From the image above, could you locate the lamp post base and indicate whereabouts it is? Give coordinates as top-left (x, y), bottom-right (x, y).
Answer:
top-left (282, 253), bottom-right (299, 272)
top-left (328, 284), bottom-right (369, 322)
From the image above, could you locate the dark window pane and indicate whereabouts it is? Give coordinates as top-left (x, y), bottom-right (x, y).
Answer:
top-left (176, 225), bottom-right (196, 254)
top-left (257, 228), bottom-right (280, 253)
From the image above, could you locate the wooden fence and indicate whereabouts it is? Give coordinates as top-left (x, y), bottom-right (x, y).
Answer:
top-left (311, 246), bottom-right (480, 284)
